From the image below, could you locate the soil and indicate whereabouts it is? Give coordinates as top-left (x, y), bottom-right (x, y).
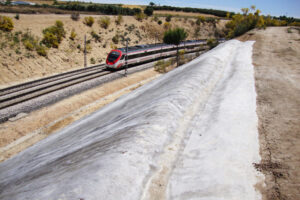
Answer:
top-left (0, 68), bottom-right (160, 162)
top-left (239, 27), bottom-right (300, 200)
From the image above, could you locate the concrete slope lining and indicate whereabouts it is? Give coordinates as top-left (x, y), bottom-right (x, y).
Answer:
top-left (0, 40), bottom-right (263, 200)
top-left (166, 41), bottom-right (264, 200)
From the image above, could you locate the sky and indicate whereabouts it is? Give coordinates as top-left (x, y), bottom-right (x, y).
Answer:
top-left (83, 0), bottom-right (300, 18)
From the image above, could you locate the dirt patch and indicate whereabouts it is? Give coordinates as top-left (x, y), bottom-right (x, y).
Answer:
top-left (241, 27), bottom-right (300, 200)
top-left (0, 68), bottom-right (160, 162)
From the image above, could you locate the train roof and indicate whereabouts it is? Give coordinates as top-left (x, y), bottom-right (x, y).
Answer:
top-left (117, 40), bottom-right (207, 54)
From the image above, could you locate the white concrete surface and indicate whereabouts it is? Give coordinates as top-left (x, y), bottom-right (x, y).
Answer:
top-left (0, 40), bottom-right (263, 200)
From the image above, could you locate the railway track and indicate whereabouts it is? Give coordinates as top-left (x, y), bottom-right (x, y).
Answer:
top-left (0, 64), bottom-right (109, 110)
top-left (0, 49), bottom-right (207, 122)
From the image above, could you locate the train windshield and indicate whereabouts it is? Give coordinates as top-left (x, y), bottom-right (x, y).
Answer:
top-left (108, 51), bottom-right (120, 62)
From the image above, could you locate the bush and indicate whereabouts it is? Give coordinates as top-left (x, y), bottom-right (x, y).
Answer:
top-left (206, 38), bottom-right (219, 49)
top-left (196, 16), bottom-right (205, 25)
top-left (21, 31), bottom-right (39, 51)
top-left (166, 15), bottom-right (172, 22)
top-left (71, 13), bottom-right (80, 21)
top-left (91, 30), bottom-right (101, 42)
top-left (158, 20), bottom-right (162, 25)
top-left (69, 29), bottom-right (76, 40)
top-left (0, 16), bottom-right (14, 32)
top-left (15, 14), bottom-right (20, 20)
top-left (135, 12), bottom-right (146, 21)
top-left (24, 40), bottom-right (34, 50)
top-left (289, 22), bottom-right (300, 27)
top-left (112, 34), bottom-right (119, 44)
top-left (205, 17), bottom-right (216, 24)
top-left (144, 6), bottom-right (153, 16)
top-left (99, 17), bottom-right (110, 29)
top-left (194, 26), bottom-right (201, 39)
top-left (225, 7), bottom-right (288, 38)
top-left (42, 20), bottom-right (65, 48)
top-left (189, 20), bottom-right (195, 26)
top-left (115, 15), bottom-right (123, 25)
top-left (90, 57), bottom-right (95, 64)
top-left (154, 60), bottom-right (171, 73)
top-left (83, 16), bottom-right (94, 27)
top-left (163, 22), bottom-right (171, 30)
top-left (36, 45), bottom-right (47, 56)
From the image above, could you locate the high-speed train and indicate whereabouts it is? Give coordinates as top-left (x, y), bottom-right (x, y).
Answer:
top-left (105, 39), bottom-right (225, 69)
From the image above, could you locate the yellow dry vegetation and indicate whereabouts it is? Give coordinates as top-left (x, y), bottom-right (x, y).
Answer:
top-left (122, 4), bottom-right (145, 9)
top-left (154, 10), bottom-right (219, 18)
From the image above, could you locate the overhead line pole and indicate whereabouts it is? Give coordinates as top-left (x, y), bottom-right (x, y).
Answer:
top-left (125, 39), bottom-right (128, 76)
top-left (84, 35), bottom-right (87, 68)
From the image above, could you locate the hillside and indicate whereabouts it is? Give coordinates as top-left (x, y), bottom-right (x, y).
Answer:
top-left (0, 13), bottom-right (226, 88)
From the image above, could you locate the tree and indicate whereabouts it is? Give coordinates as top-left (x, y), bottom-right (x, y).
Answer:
top-left (163, 28), bottom-right (188, 67)
top-left (149, 2), bottom-right (155, 6)
top-left (144, 6), bottom-right (154, 16)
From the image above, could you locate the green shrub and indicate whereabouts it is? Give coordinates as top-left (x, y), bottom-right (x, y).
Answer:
top-left (126, 24), bottom-right (136, 33)
top-left (83, 16), bottom-right (94, 27)
top-left (71, 13), bottom-right (80, 21)
top-left (91, 30), bottom-right (101, 42)
top-left (154, 60), bottom-right (171, 73)
top-left (36, 45), bottom-right (47, 56)
top-left (194, 26), bottom-right (201, 39)
top-left (225, 7), bottom-right (288, 38)
top-left (42, 20), bottom-right (65, 48)
top-left (144, 6), bottom-right (154, 16)
top-left (0, 16), bottom-right (14, 32)
top-left (21, 31), bottom-right (39, 51)
top-left (15, 14), bottom-right (20, 20)
top-left (90, 57), bottom-right (95, 64)
top-left (115, 15), bottom-right (123, 25)
top-left (196, 16), bottom-right (205, 25)
top-left (15, 48), bottom-right (21, 54)
top-left (135, 12), bottom-right (146, 21)
top-left (289, 22), bottom-right (300, 27)
top-left (206, 38), bottom-right (219, 49)
top-left (112, 34), bottom-right (119, 44)
top-left (99, 17), bottom-right (110, 29)
top-left (158, 20), bottom-right (162, 25)
top-left (69, 29), bottom-right (77, 40)
top-left (163, 22), bottom-right (171, 30)
top-left (166, 15), bottom-right (172, 22)
top-left (24, 40), bottom-right (34, 50)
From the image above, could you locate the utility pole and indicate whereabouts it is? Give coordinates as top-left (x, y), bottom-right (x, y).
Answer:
top-left (125, 39), bottom-right (128, 76)
top-left (84, 35), bottom-right (87, 68)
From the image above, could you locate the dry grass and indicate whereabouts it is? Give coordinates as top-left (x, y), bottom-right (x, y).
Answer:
top-left (122, 4), bottom-right (145, 9)
top-left (154, 10), bottom-right (219, 18)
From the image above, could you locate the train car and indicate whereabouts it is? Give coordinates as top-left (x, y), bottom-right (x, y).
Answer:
top-left (105, 40), bottom-right (214, 69)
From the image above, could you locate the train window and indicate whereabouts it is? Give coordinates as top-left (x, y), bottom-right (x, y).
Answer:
top-left (107, 51), bottom-right (120, 62)
top-left (121, 55), bottom-right (125, 60)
